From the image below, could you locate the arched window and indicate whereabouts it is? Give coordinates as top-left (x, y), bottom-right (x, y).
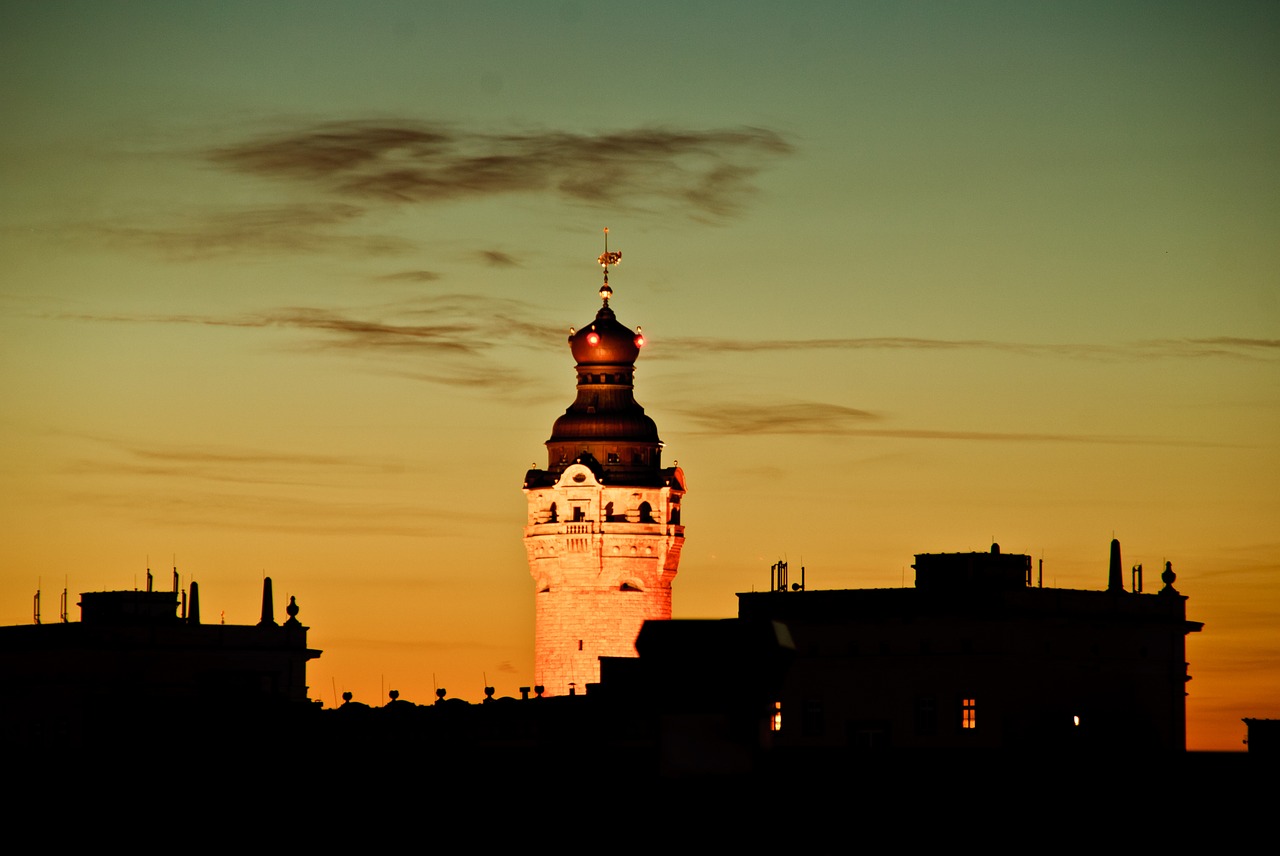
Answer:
top-left (638, 501), bottom-right (654, 523)
top-left (548, 502), bottom-right (558, 523)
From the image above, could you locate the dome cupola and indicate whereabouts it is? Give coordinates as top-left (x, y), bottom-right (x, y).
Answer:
top-left (542, 230), bottom-right (663, 485)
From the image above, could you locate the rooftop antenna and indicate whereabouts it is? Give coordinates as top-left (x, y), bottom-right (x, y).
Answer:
top-left (597, 227), bottom-right (622, 303)
top-left (146, 563), bottom-right (153, 593)
top-left (172, 556), bottom-right (178, 593)
top-left (1038, 553), bottom-right (1043, 588)
top-left (33, 581), bottom-right (41, 625)
top-left (61, 578), bottom-right (69, 623)
top-left (771, 559), bottom-right (789, 592)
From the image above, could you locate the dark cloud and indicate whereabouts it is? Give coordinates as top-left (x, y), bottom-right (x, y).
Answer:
top-left (478, 249), bottom-right (519, 267)
top-left (659, 335), bottom-right (1280, 361)
top-left (54, 294), bottom-right (554, 357)
top-left (208, 121), bottom-right (793, 220)
top-left (1145, 337), bottom-right (1280, 359)
top-left (373, 270), bottom-right (442, 283)
top-left (64, 436), bottom-right (408, 489)
top-left (673, 401), bottom-right (1231, 446)
top-left (674, 402), bottom-right (881, 435)
top-left (51, 294), bottom-right (561, 400)
top-left (91, 203), bottom-right (413, 261)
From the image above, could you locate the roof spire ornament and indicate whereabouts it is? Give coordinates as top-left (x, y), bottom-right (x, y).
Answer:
top-left (597, 226), bottom-right (621, 304)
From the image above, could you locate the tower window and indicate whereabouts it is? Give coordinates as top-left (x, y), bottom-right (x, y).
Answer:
top-left (607, 452), bottom-right (619, 464)
top-left (578, 639), bottom-right (583, 651)
top-left (770, 701), bottom-right (782, 732)
top-left (962, 698), bottom-right (977, 729)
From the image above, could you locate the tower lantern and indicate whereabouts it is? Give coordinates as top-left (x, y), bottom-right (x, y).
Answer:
top-left (521, 231), bottom-right (686, 695)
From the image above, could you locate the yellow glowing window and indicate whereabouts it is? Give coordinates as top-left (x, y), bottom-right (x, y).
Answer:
top-left (770, 701), bottom-right (782, 732)
top-left (962, 698), bottom-right (976, 729)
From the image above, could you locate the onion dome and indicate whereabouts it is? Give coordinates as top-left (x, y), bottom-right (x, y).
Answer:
top-left (568, 293), bottom-right (645, 366)
top-left (541, 231), bottom-right (663, 485)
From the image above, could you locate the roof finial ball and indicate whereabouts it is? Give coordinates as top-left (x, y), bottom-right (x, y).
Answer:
top-left (597, 226), bottom-right (622, 304)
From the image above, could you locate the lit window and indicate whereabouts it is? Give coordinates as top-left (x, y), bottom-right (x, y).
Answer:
top-left (770, 701), bottom-right (782, 732)
top-left (962, 698), bottom-right (976, 729)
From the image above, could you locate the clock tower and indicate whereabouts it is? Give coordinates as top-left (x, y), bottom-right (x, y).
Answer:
top-left (522, 232), bottom-right (686, 695)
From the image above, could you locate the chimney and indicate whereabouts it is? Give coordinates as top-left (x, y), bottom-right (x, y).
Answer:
top-left (259, 577), bottom-right (277, 626)
top-left (188, 580), bottom-right (201, 624)
top-left (1108, 538), bottom-right (1124, 592)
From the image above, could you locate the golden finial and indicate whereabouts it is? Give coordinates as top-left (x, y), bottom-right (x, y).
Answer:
top-left (597, 227), bottom-right (621, 302)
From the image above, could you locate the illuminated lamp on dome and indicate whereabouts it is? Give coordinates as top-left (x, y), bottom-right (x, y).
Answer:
top-left (634, 326), bottom-right (645, 348)
top-left (586, 331), bottom-right (600, 346)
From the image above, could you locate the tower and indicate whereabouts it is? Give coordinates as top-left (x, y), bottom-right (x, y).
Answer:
top-left (522, 232), bottom-right (686, 696)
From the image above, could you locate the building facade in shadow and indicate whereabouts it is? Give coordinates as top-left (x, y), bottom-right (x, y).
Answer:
top-left (0, 574), bottom-right (319, 755)
top-left (737, 541), bottom-right (1202, 753)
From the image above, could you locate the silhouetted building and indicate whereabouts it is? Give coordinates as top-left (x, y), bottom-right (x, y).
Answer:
top-left (1243, 717), bottom-right (1280, 758)
top-left (737, 541), bottom-right (1202, 753)
top-left (0, 574), bottom-right (319, 752)
top-left (522, 235), bottom-right (686, 695)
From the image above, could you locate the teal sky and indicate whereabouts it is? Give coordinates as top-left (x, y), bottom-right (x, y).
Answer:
top-left (1, 1), bottom-right (1277, 749)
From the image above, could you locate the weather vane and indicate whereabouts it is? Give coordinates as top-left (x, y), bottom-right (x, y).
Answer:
top-left (597, 227), bottom-right (621, 302)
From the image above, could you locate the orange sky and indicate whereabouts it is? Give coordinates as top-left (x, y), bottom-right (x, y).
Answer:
top-left (1, 2), bottom-right (1276, 750)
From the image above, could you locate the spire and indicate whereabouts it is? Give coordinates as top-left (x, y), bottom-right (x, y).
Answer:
top-left (597, 226), bottom-right (622, 304)
top-left (259, 576), bottom-right (277, 626)
top-left (544, 229), bottom-right (662, 484)
top-left (1108, 538), bottom-right (1124, 592)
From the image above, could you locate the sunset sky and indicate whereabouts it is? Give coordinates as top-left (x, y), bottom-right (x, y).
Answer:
top-left (1, 1), bottom-right (1275, 750)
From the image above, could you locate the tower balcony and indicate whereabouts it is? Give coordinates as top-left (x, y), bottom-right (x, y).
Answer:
top-left (525, 520), bottom-right (685, 539)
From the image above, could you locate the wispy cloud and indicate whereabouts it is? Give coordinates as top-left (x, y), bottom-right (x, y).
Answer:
top-left (50, 294), bottom-right (561, 396)
top-left (659, 335), bottom-right (1280, 361)
top-left (372, 270), bottom-right (442, 283)
top-left (674, 402), bottom-right (881, 435)
top-left (63, 436), bottom-right (411, 488)
top-left (477, 249), bottom-right (519, 267)
top-left (90, 203), bottom-right (413, 261)
top-left (52, 294), bottom-right (556, 357)
top-left (672, 400), bottom-right (1233, 446)
top-left (208, 121), bottom-right (793, 220)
